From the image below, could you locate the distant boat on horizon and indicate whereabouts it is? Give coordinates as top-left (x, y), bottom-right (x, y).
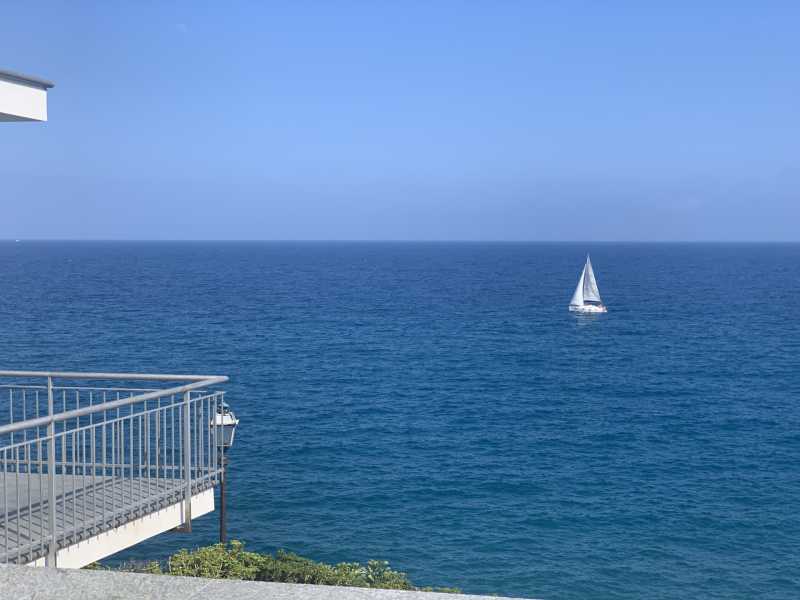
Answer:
top-left (569, 255), bottom-right (607, 313)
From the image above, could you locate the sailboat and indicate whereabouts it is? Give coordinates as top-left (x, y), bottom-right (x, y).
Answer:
top-left (569, 254), bottom-right (607, 313)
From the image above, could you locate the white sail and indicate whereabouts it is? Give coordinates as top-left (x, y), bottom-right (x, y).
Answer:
top-left (570, 267), bottom-right (585, 306)
top-left (582, 256), bottom-right (602, 304)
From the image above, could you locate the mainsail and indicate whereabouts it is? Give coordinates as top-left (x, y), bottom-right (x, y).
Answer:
top-left (582, 256), bottom-right (602, 304)
top-left (569, 266), bottom-right (585, 306)
top-left (570, 255), bottom-right (602, 307)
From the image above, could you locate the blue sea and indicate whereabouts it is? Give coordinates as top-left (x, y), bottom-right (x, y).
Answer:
top-left (1, 241), bottom-right (799, 599)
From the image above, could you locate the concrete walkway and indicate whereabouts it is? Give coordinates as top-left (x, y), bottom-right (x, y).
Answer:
top-left (0, 564), bottom-right (535, 600)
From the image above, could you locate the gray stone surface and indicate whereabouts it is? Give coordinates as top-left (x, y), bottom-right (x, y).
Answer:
top-left (0, 564), bottom-right (535, 600)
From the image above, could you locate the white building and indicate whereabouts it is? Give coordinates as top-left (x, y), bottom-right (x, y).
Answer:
top-left (0, 68), bottom-right (54, 122)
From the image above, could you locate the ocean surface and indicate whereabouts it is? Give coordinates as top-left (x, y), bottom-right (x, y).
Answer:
top-left (1, 241), bottom-right (798, 599)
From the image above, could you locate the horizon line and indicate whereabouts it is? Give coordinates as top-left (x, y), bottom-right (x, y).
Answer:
top-left (2, 238), bottom-right (800, 244)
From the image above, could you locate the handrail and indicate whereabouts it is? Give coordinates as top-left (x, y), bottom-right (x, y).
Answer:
top-left (0, 370), bottom-right (228, 566)
top-left (0, 373), bottom-right (228, 436)
top-left (0, 385), bottom-right (162, 392)
top-left (0, 370), bottom-right (222, 381)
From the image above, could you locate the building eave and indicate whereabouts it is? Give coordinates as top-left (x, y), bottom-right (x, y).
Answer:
top-left (0, 68), bottom-right (55, 90)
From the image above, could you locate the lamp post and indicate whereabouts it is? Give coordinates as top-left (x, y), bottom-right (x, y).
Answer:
top-left (213, 400), bottom-right (239, 544)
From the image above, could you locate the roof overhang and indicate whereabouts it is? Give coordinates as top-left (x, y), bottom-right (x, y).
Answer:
top-left (0, 69), bottom-right (54, 122)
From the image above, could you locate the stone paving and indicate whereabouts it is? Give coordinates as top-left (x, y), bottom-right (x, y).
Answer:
top-left (0, 563), bottom-right (534, 600)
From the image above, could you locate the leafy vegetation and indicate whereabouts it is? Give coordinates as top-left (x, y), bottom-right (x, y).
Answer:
top-left (87, 541), bottom-right (459, 593)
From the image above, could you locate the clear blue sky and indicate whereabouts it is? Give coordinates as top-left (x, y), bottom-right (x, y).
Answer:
top-left (2, 1), bottom-right (799, 240)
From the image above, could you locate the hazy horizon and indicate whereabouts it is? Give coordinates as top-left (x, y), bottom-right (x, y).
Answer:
top-left (2, 2), bottom-right (799, 241)
top-left (3, 238), bottom-right (799, 244)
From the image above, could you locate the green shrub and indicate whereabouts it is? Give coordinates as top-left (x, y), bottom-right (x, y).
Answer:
top-left (124, 560), bottom-right (164, 575)
top-left (89, 541), bottom-right (459, 593)
top-left (84, 559), bottom-right (163, 574)
top-left (165, 544), bottom-right (416, 589)
top-left (254, 550), bottom-right (414, 589)
top-left (168, 541), bottom-right (261, 580)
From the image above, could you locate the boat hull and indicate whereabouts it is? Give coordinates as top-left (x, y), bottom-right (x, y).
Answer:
top-left (569, 304), bottom-right (607, 313)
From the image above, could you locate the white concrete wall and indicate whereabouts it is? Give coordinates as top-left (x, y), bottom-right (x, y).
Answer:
top-left (0, 77), bottom-right (48, 121)
top-left (28, 489), bottom-right (215, 569)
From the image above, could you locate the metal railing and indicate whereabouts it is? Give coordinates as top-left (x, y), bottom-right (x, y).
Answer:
top-left (0, 371), bottom-right (228, 566)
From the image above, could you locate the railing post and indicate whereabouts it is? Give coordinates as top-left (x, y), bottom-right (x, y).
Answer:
top-left (45, 376), bottom-right (57, 567)
top-left (219, 456), bottom-right (227, 544)
top-left (182, 390), bottom-right (192, 531)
